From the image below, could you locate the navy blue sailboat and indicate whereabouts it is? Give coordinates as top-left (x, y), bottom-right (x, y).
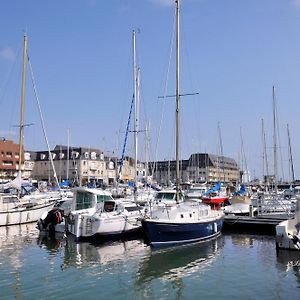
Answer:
top-left (142, 0), bottom-right (224, 247)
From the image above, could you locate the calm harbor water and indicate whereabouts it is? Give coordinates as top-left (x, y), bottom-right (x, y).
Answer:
top-left (0, 224), bottom-right (299, 300)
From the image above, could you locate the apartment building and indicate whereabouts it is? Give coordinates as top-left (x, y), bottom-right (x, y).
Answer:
top-left (0, 139), bottom-right (22, 180)
top-left (150, 153), bottom-right (239, 185)
top-left (30, 145), bottom-right (117, 186)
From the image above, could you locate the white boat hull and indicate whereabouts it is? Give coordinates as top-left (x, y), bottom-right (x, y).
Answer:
top-left (68, 213), bottom-right (141, 238)
top-left (0, 201), bottom-right (54, 226)
top-left (276, 219), bottom-right (300, 251)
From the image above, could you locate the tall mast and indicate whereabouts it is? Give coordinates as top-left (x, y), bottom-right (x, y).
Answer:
top-left (261, 119), bottom-right (265, 183)
top-left (287, 124), bottom-right (295, 183)
top-left (18, 34), bottom-right (27, 175)
top-left (175, 0), bottom-right (181, 203)
top-left (272, 86), bottom-right (278, 193)
top-left (144, 120), bottom-right (150, 186)
top-left (261, 119), bottom-right (269, 185)
top-left (133, 30), bottom-right (138, 202)
top-left (59, 145), bottom-right (62, 183)
top-left (218, 122), bottom-right (225, 182)
top-left (67, 129), bottom-right (70, 181)
top-left (240, 127), bottom-right (248, 183)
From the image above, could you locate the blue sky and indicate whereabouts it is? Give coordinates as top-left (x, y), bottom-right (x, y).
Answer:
top-left (1, 0), bottom-right (300, 180)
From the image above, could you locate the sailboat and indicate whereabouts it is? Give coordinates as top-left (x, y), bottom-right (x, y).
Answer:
top-left (0, 35), bottom-right (56, 226)
top-left (141, 0), bottom-right (224, 247)
top-left (201, 182), bottom-right (229, 210)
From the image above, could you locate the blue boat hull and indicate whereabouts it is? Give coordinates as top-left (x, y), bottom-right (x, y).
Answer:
top-left (142, 217), bottom-right (224, 246)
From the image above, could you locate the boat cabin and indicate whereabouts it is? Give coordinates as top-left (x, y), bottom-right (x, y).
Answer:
top-left (154, 190), bottom-right (183, 204)
top-left (71, 188), bottom-right (117, 213)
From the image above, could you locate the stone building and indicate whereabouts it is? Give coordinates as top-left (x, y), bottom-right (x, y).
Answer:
top-left (149, 153), bottom-right (239, 186)
top-left (118, 156), bottom-right (146, 183)
top-left (30, 145), bottom-right (117, 186)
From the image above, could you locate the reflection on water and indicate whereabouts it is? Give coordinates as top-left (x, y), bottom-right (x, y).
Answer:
top-left (0, 224), bottom-right (300, 299)
top-left (38, 234), bottom-right (149, 271)
top-left (0, 223), bottom-right (37, 267)
top-left (0, 223), bottom-right (38, 300)
top-left (276, 249), bottom-right (300, 286)
top-left (137, 237), bottom-right (223, 282)
top-left (135, 237), bottom-right (224, 299)
top-left (229, 234), bottom-right (255, 247)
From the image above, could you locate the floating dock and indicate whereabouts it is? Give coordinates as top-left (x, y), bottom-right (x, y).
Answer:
top-left (223, 214), bottom-right (292, 234)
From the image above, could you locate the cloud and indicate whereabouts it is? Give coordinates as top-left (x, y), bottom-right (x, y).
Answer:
top-left (0, 47), bottom-right (15, 61)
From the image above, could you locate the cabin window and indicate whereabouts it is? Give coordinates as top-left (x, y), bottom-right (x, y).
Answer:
top-left (76, 191), bottom-right (93, 210)
top-left (97, 195), bottom-right (113, 203)
top-left (180, 214), bottom-right (184, 218)
top-left (104, 201), bottom-right (115, 212)
top-left (156, 192), bottom-right (175, 201)
top-left (126, 206), bottom-right (140, 212)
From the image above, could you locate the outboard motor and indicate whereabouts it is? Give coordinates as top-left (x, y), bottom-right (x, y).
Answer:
top-left (39, 207), bottom-right (64, 236)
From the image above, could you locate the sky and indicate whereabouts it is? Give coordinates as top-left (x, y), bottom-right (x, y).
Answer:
top-left (1, 0), bottom-right (300, 181)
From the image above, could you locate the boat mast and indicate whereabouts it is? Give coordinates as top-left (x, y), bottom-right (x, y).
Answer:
top-left (144, 121), bottom-right (150, 186)
top-left (175, 0), bottom-right (181, 203)
top-left (18, 34), bottom-right (27, 177)
top-left (272, 86), bottom-right (278, 193)
top-left (261, 119), bottom-right (269, 186)
top-left (67, 129), bottom-right (70, 181)
top-left (240, 127), bottom-right (248, 184)
top-left (287, 124), bottom-right (295, 183)
top-left (218, 122), bottom-right (225, 183)
top-left (133, 30), bottom-right (138, 202)
top-left (59, 145), bottom-right (62, 183)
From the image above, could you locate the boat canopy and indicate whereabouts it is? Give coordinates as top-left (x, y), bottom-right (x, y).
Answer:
top-left (204, 182), bottom-right (221, 196)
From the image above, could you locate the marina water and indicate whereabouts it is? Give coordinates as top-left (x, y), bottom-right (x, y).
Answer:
top-left (0, 224), bottom-right (299, 299)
